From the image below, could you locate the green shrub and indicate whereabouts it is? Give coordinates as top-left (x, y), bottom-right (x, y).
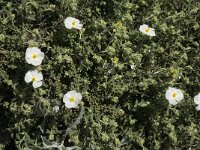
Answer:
top-left (0, 0), bottom-right (200, 149)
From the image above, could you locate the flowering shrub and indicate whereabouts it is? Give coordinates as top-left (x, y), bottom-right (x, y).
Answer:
top-left (0, 0), bottom-right (200, 149)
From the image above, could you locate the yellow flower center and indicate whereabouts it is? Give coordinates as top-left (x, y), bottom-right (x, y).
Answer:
top-left (145, 28), bottom-right (150, 32)
top-left (172, 92), bottom-right (177, 98)
top-left (32, 54), bottom-right (37, 59)
top-left (69, 97), bottom-right (76, 102)
top-left (72, 21), bottom-right (76, 27)
top-left (32, 76), bottom-right (36, 82)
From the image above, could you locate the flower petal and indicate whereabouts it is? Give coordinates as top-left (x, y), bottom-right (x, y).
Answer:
top-left (139, 24), bottom-right (148, 33)
top-left (26, 48), bottom-right (34, 58)
top-left (24, 71), bottom-right (32, 83)
top-left (76, 92), bottom-right (82, 101)
top-left (76, 23), bottom-right (83, 29)
top-left (148, 30), bottom-right (156, 36)
top-left (25, 57), bottom-right (33, 64)
top-left (168, 99), bottom-right (178, 105)
top-left (196, 105), bottom-right (200, 111)
top-left (64, 22), bottom-right (73, 29)
top-left (31, 59), bottom-right (42, 66)
top-left (35, 72), bottom-right (43, 81)
top-left (74, 18), bottom-right (80, 24)
top-left (64, 101), bottom-right (78, 108)
top-left (32, 81), bottom-right (42, 88)
top-left (38, 52), bottom-right (44, 60)
top-left (176, 89), bottom-right (184, 102)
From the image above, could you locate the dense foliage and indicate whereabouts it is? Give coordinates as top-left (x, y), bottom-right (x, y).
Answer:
top-left (0, 0), bottom-right (200, 149)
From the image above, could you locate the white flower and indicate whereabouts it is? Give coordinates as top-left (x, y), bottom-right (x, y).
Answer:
top-left (130, 64), bottom-right (136, 70)
top-left (139, 24), bottom-right (156, 36)
top-left (25, 47), bottom-right (44, 66)
top-left (63, 90), bottom-right (82, 108)
top-left (64, 17), bottom-right (83, 30)
top-left (194, 93), bottom-right (200, 111)
top-left (24, 70), bottom-right (43, 88)
top-left (53, 106), bottom-right (60, 113)
top-left (165, 87), bottom-right (184, 105)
